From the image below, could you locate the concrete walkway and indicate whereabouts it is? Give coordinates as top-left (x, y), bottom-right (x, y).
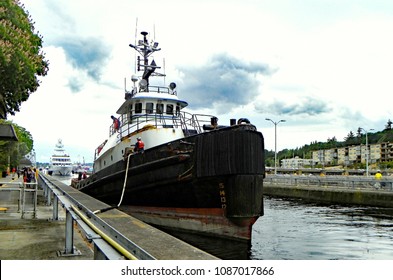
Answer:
top-left (0, 174), bottom-right (93, 260)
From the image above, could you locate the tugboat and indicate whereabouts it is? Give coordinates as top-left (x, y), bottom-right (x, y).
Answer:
top-left (75, 31), bottom-right (265, 258)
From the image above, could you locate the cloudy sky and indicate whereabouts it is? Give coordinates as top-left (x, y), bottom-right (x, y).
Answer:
top-left (10, 0), bottom-right (393, 163)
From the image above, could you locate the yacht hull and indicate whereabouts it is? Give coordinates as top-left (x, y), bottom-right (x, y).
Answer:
top-left (49, 166), bottom-right (72, 176)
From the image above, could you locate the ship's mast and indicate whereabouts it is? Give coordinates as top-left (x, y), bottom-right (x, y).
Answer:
top-left (129, 31), bottom-right (164, 92)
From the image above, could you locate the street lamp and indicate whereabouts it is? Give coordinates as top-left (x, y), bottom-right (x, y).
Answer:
top-left (359, 127), bottom-right (374, 177)
top-left (266, 118), bottom-right (286, 175)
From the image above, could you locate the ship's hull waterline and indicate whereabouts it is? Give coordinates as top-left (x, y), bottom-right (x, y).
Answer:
top-left (76, 125), bottom-right (265, 243)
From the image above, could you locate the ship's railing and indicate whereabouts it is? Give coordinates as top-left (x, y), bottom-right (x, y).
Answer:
top-left (109, 109), bottom-right (215, 138)
top-left (264, 174), bottom-right (393, 191)
top-left (143, 85), bottom-right (175, 95)
top-left (126, 86), bottom-right (176, 98)
top-left (180, 112), bottom-right (216, 135)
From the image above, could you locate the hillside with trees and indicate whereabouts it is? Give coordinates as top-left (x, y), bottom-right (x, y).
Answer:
top-left (266, 119), bottom-right (393, 168)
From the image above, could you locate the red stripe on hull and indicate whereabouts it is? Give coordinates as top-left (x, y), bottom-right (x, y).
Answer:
top-left (119, 206), bottom-right (258, 241)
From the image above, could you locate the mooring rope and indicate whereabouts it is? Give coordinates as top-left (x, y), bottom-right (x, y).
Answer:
top-left (117, 152), bottom-right (132, 207)
top-left (93, 152), bottom-right (132, 214)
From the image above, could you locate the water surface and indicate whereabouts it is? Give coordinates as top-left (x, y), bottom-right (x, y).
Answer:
top-left (251, 197), bottom-right (393, 260)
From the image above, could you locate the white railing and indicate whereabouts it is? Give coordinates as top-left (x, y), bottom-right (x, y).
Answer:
top-left (0, 181), bottom-right (38, 218)
top-left (109, 110), bottom-right (215, 138)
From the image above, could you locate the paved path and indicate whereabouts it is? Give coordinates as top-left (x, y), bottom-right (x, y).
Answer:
top-left (0, 174), bottom-right (94, 260)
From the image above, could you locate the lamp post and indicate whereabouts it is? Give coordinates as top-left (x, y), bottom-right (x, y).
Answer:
top-left (359, 127), bottom-right (374, 177)
top-left (266, 118), bottom-right (286, 175)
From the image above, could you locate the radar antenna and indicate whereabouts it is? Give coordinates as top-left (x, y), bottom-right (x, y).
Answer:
top-left (129, 31), bottom-right (165, 92)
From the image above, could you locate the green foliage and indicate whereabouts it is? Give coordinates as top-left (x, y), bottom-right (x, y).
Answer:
top-left (0, 119), bottom-right (33, 170)
top-left (0, 0), bottom-right (49, 118)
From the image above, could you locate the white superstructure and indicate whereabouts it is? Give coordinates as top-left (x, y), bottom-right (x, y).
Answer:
top-left (49, 139), bottom-right (73, 176)
top-left (92, 31), bottom-right (213, 173)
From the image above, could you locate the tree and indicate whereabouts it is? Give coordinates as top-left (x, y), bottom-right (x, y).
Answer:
top-left (385, 119), bottom-right (392, 131)
top-left (0, 0), bottom-right (49, 119)
top-left (356, 127), bottom-right (362, 138)
top-left (326, 136), bottom-right (337, 148)
top-left (343, 130), bottom-right (359, 146)
top-left (345, 131), bottom-right (355, 141)
top-left (0, 119), bottom-right (33, 171)
top-left (327, 136), bottom-right (337, 142)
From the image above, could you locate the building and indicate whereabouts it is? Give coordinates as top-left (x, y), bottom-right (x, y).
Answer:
top-left (369, 143), bottom-right (381, 163)
top-left (281, 156), bottom-right (314, 169)
top-left (311, 148), bottom-right (337, 166)
top-left (381, 142), bottom-right (393, 162)
top-left (0, 124), bottom-right (18, 141)
top-left (312, 142), bottom-right (393, 167)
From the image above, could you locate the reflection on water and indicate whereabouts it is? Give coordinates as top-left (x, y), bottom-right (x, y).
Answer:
top-left (158, 228), bottom-right (251, 260)
top-left (250, 197), bottom-right (393, 260)
top-left (161, 198), bottom-right (393, 260)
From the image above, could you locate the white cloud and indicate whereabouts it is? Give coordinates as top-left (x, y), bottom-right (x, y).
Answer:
top-left (9, 0), bottom-right (393, 163)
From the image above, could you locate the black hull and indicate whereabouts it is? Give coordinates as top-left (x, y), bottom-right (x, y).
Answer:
top-left (76, 124), bottom-right (264, 245)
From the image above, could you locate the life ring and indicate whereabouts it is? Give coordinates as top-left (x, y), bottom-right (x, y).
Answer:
top-left (237, 118), bottom-right (250, 125)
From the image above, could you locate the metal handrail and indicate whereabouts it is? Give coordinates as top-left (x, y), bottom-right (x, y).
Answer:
top-left (38, 173), bottom-right (155, 260)
top-left (109, 109), bottom-right (215, 138)
top-left (264, 174), bottom-right (393, 191)
top-left (0, 181), bottom-right (38, 217)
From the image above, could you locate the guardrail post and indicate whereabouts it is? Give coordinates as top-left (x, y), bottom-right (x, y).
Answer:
top-left (43, 181), bottom-right (48, 197)
top-left (21, 183), bottom-right (26, 219)
top-left (33, 182), bottom-right (37, 219)
top-left (53, 195), bottom-right (59, 220)
top-left (46, 186), bottom-right (51, 206)
top-left (57, 210), bottom-right (76, 257)
top-left (18, 183), bottom-right (22, 212)
top-left (57, 209), bottom-right (82, 257)
top-left (65, 210), bottom-right (74, 254)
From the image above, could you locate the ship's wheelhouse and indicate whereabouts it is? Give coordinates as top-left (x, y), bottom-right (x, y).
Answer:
top-left (126, 98), bottom-right (182, 124)
top-left (110, 88), bottom-right (189, 138)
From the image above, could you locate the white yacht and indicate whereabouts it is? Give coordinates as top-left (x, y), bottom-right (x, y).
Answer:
top-left (49, 139), bottom-right (73, 176)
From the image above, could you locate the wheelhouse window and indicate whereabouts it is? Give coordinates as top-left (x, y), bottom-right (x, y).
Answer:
top-left (135, 103), bottom-right (142, 114)
top-left (146, 102), bottom-right (154, 114)
top-left (156, 103), bottom-right (164, 114)
top-left (176, 105), bottom-right (180, 116)
top-left (166, 104), bottom-right (174, 115)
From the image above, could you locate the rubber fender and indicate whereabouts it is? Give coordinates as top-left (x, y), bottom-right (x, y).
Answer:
top-left (237, 118), bottom-right (251, 124)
